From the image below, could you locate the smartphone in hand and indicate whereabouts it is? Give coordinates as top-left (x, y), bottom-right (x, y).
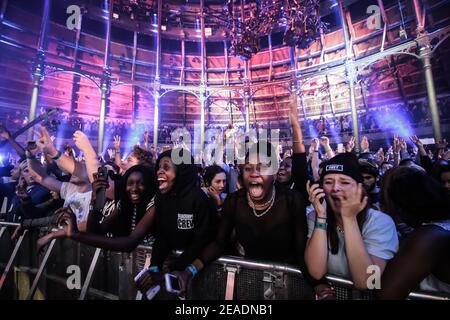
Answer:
top-left (310, 179), bottom-right (325, 204)
top-left (165, 273), bottom-right (181, 294)
top-left (134, 268), bottom-right (160, 300)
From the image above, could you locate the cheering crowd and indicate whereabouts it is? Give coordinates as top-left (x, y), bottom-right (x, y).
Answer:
top-left (0, 93), bottom-right (449, 300)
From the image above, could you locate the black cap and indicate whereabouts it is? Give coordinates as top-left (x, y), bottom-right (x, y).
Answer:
top-left (320, 153), bottom-right (364, 183)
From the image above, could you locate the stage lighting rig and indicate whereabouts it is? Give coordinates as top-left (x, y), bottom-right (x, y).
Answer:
top-left (225, 0), bottom-right (325, 59)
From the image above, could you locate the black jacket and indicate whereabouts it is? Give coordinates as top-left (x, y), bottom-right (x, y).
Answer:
top-left (151, 149), bottom-right (217, 271)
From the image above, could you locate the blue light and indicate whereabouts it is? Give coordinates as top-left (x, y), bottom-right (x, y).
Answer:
top-left (195, 18), bottom-right (200, 32)
top-left (327, 117), bottom-right (341, 144)
top-left (308, 123), bottom-right (318, 139)
top-left (371, 106), bottom-right (413, 138)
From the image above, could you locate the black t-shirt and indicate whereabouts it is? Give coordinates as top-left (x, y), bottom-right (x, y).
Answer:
top-left (200, 185), bottom-right (307, 265)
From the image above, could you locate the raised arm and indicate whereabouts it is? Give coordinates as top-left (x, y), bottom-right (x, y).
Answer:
top-left (143, 130), bottom-right (149, 150)
top-left (310, 138), bottom-right (321, 182)
top-left (320, 136), bottom-right (335, 160)
top-left (35, 125), bottom-right (77, 175)
top-left (0, 126), bottom-right (25, 158)
top-left (73, 130), bottom-right (100, 183)
top-left (392, 134), bottom-right (401, 167)
top-left (113, 135), bottom-right (122, 170)
top-left (289, 91), bottom-right (306, 154)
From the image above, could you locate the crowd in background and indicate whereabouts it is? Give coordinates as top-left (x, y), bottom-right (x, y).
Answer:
top-left (2, 97), bottom-right (450, 148)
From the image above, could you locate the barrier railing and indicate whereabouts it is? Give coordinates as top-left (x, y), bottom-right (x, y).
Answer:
top-left (1, 221), bottom-right (449, 300)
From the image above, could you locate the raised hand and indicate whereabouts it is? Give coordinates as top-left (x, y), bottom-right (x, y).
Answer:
top-left (107, 148), bottom-right (114, 159)
top-left (319, 136), bottom-right (330, 148)
top-left (339, 183), bottom-right (368, 219)
top-left (73, 130), bottom-right (92, 152)
top-left (306, 180), bottom-right (326, 219)
top-left (143, 131), bottom-right (149, 144)
top-left (0, 125), bottom-right (11, 140)
top-left (393, 134), bottom-right (401, 153)
top-left (399, 138), bottom-right (407, 151)
top-left (311, 138), bottom-right (319, 151)
top-left (34, 125), bottom-right (57, 156)
top-left (409, 135), bottom-right (423, 148)
top-left (91, 172), bottom-right (109, 203)
top-left (436, 139), bottom-right (448, 150)
top-left (113, 135), bottom-right (121, 151)
top-left (345, 136), bottom-right (355, 153)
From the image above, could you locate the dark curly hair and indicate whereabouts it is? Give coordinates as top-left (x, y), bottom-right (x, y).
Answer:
top-left (131, 146), bottom-right (154, 166)
top-left (203, 165), bottom-right (226, 187)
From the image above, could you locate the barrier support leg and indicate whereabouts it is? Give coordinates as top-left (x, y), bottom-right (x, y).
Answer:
top-left (224, 265), bottom-right (238, 300)
top-left (0, 226), bottom-right (6, 240)
top-left (79, 247), bottom-right (102, 300)
top-left (0, 230), bottom-right (28, 291)
top-left (26, 238), bottom-right (56, 300)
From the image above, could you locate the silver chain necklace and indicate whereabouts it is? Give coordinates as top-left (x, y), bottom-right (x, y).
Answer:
top-left (247, 186), bottom-right (276, 218)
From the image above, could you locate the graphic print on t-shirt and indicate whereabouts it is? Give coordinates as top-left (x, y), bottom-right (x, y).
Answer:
top-left (177, 213), bottom-right (194, 230)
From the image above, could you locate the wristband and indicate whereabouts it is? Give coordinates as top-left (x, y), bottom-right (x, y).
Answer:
top-left (148, 266), bottom-right (159, 273)
top-left (186, 264), bottom-right (198, 278)
top-left (315, 221), bottom-right (328, 230)
top-left (51, 151), bottom-right (62, 161)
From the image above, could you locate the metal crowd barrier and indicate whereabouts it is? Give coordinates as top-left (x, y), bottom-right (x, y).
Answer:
top-left (1, 221), bottom-right (449, 300)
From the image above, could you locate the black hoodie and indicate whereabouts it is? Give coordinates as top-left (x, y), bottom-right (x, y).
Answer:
top-left (151, 148), bottom-right (218, 271)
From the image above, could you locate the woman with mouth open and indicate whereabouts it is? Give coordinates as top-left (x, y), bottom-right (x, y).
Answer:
top-left (54, 164), bottom-right (158, 252)
top-left (169, 139), bottom-right (331, 299)
top-left (305, 153), bottom-right (399, 290)
top-left (135, 148), bottom-right (218, 296)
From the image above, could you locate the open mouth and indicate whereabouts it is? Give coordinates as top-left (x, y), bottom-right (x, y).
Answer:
top-left (248, 182), bottom-right (264, 199)
top-left (157, 177), bottom-right (168, 191)
top-left (329, 195), bottom-right (342, 207)
top-left (130, 192), bottom-right (140, 202)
